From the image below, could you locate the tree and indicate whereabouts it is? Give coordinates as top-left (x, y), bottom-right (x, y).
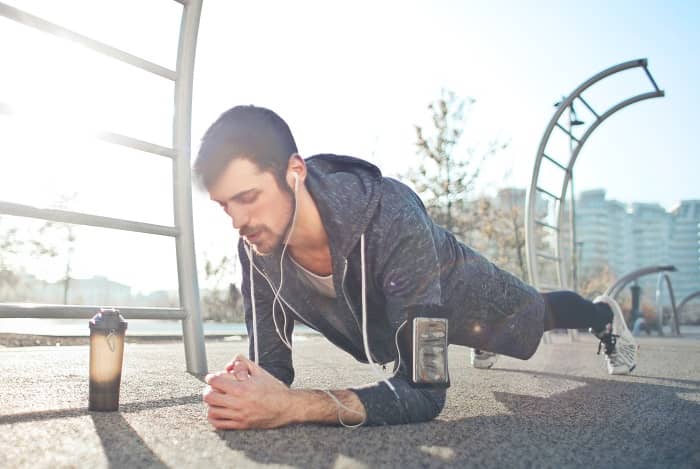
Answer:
top-left (497, 190), bottom-right (528, 281)
top-left (0, 218), bottom-right (22, 294)
top-left (201, 253), bottom-right (243, 322)
top-left (470, 189), bottom-right (529, 282)
top-left (404, 89), bottom-right (508, 242)
top-left (33, 194), bottom-right (78, 304)
top-left (0, 216), bottom-right (64, 302)
top-left (578, 263), bottom-right (617, 300)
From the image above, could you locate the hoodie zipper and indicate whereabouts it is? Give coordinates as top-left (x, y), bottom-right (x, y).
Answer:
top-left (257, 256), bottom-right (374, 362)
top-left (341, 257), bottom-right (379, 363)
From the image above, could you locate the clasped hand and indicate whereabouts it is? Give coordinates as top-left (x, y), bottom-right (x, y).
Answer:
top-left (203, 354), bottom-right (295, 430)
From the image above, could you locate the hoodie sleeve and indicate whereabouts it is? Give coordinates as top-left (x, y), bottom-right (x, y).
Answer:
top-left (350, 190), bottom-right (449, 425)
top-left (238, 241), bottom-right (295, 386)
top-left (351, 371), bottom-right (446, 426)
top-left (376, 189), bottom-right (444, 321)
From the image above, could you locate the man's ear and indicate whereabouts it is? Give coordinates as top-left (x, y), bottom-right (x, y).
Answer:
top-left (286, 172), bottom-right (299, 193)
top-left (286, 154), bottom-right (306, 189)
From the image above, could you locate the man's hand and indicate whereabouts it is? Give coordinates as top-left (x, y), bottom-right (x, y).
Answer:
top-left (203, 354), bottom-right (295, 430)
top-left (203, 354), bottom-right (367, 429)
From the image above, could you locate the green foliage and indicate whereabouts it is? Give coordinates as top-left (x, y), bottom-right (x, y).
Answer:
top-left (0, 219), bottom-right (23, 291)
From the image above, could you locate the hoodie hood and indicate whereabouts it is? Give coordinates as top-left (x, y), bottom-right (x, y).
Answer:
top-left (248, 153), bottom-right (383, 287)
top-left (303, 154), bottom-right (383, 258)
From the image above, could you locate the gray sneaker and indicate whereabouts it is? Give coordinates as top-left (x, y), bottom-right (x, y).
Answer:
top-left (470, 349), bottom-right (498, 369)
top-left (593, 296), bottom-right (639, 375)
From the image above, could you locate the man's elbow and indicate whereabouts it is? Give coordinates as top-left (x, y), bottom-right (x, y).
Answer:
top-left (411, 389), bottom-right (447, 423)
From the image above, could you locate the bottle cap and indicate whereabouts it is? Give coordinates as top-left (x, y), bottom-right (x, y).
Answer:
top-left (89, 308), bottom-right (128, 332)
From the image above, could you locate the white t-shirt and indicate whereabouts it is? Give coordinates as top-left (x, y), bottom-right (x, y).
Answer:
top-left (290, 256), bottom-right (337, 298)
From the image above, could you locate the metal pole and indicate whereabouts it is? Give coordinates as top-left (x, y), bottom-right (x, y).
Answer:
top-left (174, 0), bottom-right (207, 374)
top-left (568, 106), bottom-right (578, 293)
top-left (0, 2), bottom-right (176, 80)
top-left (561, 105), bottom-right (580, 342)
top-left (0, 304), bottom-right (186, 319)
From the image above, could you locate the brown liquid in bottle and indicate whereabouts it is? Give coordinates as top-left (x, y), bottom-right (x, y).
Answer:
top-left (88, 324), bottom-right (126, 411)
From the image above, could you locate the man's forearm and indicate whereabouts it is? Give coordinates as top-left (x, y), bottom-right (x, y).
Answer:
top-left (288, 389), bottom-right (366, 426)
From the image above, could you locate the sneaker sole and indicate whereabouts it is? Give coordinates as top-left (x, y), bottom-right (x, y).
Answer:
top-left (609, 363), bottom-right (636, 375)
top-left (595, 295), bottom-right (639, 375)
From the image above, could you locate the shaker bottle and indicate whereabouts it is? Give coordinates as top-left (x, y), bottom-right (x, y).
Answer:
top-left (88, 308), bottom-right (128, 411)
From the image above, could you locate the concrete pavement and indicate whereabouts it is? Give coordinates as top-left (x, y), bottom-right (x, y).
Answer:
top-left (1, 334), bottom-right (699, 468)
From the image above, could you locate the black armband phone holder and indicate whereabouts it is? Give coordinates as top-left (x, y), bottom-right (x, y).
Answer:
top-left (399, 306), bottom-right (450, 388)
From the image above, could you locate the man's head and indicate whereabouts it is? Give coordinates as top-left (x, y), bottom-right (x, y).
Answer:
top-left (194, 105), bottom-right (298, 191)
top-left (195, 105), bottom-right (304, 254)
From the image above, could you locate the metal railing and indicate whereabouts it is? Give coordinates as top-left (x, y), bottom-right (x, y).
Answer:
top-left (0, 0), bottom-right (207, 373)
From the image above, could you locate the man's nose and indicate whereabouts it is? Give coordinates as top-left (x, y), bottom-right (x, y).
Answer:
top-left (227, 205), bottom-right (249, 231)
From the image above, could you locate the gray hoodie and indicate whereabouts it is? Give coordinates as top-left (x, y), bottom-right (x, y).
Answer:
top-left (238, 154), bottom-right (545, 426)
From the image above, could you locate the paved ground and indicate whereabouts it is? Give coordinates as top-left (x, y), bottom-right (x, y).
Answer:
top-left (1, 333), bottom-right (699, 469)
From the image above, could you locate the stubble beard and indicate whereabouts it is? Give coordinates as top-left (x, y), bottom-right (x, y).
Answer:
top-left (250, 190), bottom-right (296, 257)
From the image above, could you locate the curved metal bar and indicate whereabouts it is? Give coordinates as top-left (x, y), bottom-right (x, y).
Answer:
top-left (656, 273), bottom-right (680, 336)
top-left (173, 0), bottom-right (207, 374)
top-left (604, 265), bottom-right (676, 299)
top-left (555, 91), bottom-right (665, 268)
top-left (678, 290), bottom-right (700, 314)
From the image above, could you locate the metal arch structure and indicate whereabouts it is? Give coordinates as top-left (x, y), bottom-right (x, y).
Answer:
top-left (525, 59), bottom-right (665, 294)
top-left (677, 290), bottom-right (700, 321)
top-left (602, 265), bottom-right (681, 337)
top-left (678, 290), bottom-right (700, 313)
top-left (0, 1), bottom-right (207, 374)
top-left (604, 265), bottom-right (676, 298)
top-left (655, 272), bottom-right (680, 336)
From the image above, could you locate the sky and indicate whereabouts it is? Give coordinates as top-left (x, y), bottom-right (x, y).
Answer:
top-left (0, 0), bottom-right (698, 294)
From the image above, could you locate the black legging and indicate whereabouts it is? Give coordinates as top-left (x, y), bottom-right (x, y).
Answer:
top-left (542, 291), bottom-right (613, 333)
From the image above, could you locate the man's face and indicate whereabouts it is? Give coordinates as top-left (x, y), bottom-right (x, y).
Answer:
top-left (209, 157), bottom-right (293, 255)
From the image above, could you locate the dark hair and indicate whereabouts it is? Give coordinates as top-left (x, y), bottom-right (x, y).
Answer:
top-left (193, 105), bottom-right (298, 190)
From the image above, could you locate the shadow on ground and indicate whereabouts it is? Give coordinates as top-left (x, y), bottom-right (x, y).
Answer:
top-left (0, 394), bottom-right (201, 468)
top-left (2, 372), bottom-right (698, 468)
top-left (216, 371), bottom-right (700, 468)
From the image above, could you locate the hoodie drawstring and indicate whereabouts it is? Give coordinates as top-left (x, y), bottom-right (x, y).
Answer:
top-left (247, 231), bottom-right (398, 400)
top-left (245, 243), bottom-right (260, 364)
top-left (360, 234), bottom-right (399, 399)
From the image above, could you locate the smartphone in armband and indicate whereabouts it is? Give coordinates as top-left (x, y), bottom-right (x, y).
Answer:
top-left (411, 317), bottom-right (450, 387)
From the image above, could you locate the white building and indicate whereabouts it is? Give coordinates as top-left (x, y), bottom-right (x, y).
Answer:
top-left (669, 201), bottom-right (700, 301)
top-left (575, 189), bottom-right (700, 301)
